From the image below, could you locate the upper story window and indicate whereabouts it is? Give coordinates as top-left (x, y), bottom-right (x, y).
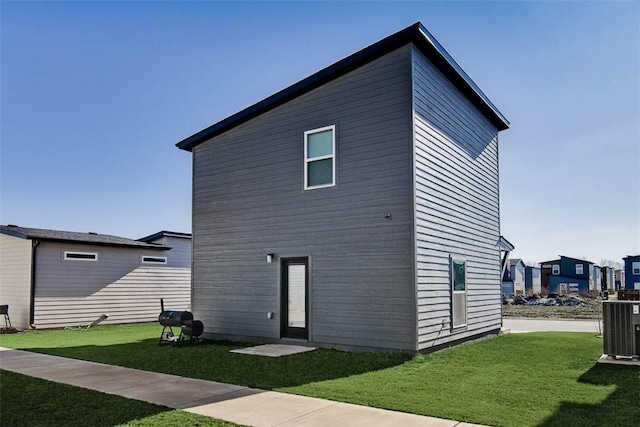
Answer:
top-left (633, 262), bottom-right (640, 275)
top-left (552, 265), bottom-right (560, 275)
top-left (575, 264), bottom-right (583, 275)
top-left (141, 255), bottom-right (167, 264)
top-left (304, 125), bottom-right (335, 190)
top-left (64, 251), bottom-right (98, 261)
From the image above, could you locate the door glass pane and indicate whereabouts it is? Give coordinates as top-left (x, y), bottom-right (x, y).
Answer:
top-left (288, 264), bottom-right (306, 328)
top-left (307, 129), bottom-right (333, 158)
top-left (307, 159), bottom-right (333, 187)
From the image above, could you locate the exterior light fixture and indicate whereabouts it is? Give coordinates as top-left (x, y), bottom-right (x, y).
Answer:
top-left (267, 254), bottom-right (274, 263)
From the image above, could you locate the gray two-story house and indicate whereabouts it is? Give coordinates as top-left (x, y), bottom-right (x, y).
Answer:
top-left (177, 22), bottom-right (510, 352)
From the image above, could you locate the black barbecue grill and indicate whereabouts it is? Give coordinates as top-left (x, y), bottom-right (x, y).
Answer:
top-left (158, 299), bottom-right (204, 345)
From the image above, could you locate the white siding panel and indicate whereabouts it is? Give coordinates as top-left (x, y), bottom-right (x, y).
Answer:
top-left (0, 234), bottom-right (32, 330)
top-left (32, 242), bottom-right (190, 329)
top-left (412, 46), bottom-right (502, 351)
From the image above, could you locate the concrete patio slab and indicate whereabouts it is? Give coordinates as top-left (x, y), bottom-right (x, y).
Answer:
top-left (230, 344), bottom-right (316, 357)
top-left (597, 354), bottom-right (640, 366)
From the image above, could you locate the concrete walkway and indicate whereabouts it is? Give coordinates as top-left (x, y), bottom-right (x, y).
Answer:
top-left (503, 318), bottom-right (602, 334)
top-left (0, 347), bottom-right (484, 427)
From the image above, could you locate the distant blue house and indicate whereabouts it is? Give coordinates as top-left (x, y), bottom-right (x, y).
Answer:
top-left (524, 266), bottom-right (541, 294)
top-left (623, 255), bottom-right (640, 290)
top-left (540, 256), bottom-right (594, 294)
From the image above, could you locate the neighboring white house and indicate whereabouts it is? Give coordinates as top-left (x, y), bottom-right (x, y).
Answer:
top-left (0, 225), bottom-right (191, 330)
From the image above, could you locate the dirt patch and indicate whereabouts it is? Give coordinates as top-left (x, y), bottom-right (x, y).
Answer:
top-left (503, 304), bottom-right (601, 320)
top-left (503, 294), bottom-right (602, 320)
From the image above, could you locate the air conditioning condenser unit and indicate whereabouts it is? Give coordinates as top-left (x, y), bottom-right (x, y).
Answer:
top-left (602, 301), bottom-right (640, 358)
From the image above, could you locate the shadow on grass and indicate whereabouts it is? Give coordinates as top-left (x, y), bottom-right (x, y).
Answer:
top-left (538, 363), bottom-right (640, 427)
top-left (0, 369), bottom-right (171, 427)
top-left (25, 338), bottom-right (413, 390)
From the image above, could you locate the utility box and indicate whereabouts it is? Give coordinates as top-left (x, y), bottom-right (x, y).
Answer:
top-left (602, 301), bottom-right (640, 358)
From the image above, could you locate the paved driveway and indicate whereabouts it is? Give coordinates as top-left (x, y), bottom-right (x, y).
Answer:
top-left (503, 318), bottom-right (603, 334)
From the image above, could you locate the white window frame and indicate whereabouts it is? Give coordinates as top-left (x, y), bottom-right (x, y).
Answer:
top-left (633, 262), bottom-right (640, 275)
top-left (304, 125), bottom-right (336, 190)
top-left (552, 265), bottom-right (560, 275)
top-left (451, 257), bottom-right (468, 329)
top-left (141, 255), bottom-right (167, 264)
top-left (64, 251), bottom-right (98, 262)
top-left (576, 264), bottom-right (583, 275)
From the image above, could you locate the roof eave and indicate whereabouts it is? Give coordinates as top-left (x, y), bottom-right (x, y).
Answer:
top-left (30, 237), bottom-right (170, 251)
top-left (176, 22), bottom-right (509, 152)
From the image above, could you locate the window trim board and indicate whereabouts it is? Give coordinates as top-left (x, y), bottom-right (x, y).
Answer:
top-left (304, 124), bottom-right (336, 190)
top-left (450, 256), bottom-right (468, 329)
top-left (141, 255), bottom-right (168, 265)
top-left (64, 251), bottom-right (98, 262)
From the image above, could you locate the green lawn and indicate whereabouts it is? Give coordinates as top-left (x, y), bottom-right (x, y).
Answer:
top-left (1, 323), bottom-right (639, 427)
top-left (0, 369), bottom-right (240, 427)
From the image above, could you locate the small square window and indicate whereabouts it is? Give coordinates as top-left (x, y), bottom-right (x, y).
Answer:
top-left (633, 262), bottom-right (640, 275)
top-left (552, 265), bottom-right (559, 275)
top-left (576, 264), bottom-right (583, 275)
top-left (304, 125), bottom-right (335, 189)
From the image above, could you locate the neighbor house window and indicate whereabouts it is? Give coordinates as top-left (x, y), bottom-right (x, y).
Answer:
top-left (633, 262), bottom-right (640, 275)
top-left (451, 258), bottom-right (467, 328)
top-left (141, 255), bottom-right (167, 264)
top-left (552, 265), bottom-right (560, 275)
top-left (304, 125), bottom-right (335, 189)
top-left (576, 264), bottom-right (583, 275)
top-left (64, 251), bottom-right (98, 261)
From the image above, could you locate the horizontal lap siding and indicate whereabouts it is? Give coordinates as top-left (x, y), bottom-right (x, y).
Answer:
top-left (192, 45), bottom-right (416, 351)
top-left (0, 234), bottom-right (32, 330)
top-left (147, 236), bottom-right (191, 268)
top-left (33, 242), bottom-right (190, 329)
top-left (412, 47), bottom-right (502, 351)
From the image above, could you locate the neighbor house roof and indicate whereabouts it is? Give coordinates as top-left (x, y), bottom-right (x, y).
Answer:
top-left (138, 230), bottom-right (192, 242)
top-left (176, 22), bottom-right (509, 152)
top-left (1, 225), bottom-right (169, 250)
top-left (559, 255), bottom-right (594, 265)
top-left (509, 258), bottom-right (524, 267)
top-left (497, 236), bottom-right (514, 252)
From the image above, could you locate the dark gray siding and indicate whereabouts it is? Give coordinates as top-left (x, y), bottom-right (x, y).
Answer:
top-left (33, 242), bottom-right (190, 329)
top-left (412, 47), bottom-right (502, 351)
top-left (192, 45), bottom-right (416, 351)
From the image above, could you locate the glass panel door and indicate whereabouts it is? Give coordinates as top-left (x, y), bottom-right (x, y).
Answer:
top-left (281, 258), bottom-right (308, 339)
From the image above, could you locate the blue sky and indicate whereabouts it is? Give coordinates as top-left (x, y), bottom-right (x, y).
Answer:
top-left (1, 1), bottom-right (638, 265)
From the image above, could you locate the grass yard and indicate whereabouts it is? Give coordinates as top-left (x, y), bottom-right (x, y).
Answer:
top-left (0, 370), bottom-right (240, 427)
top-left (1, 323), bottom-right (639, 427)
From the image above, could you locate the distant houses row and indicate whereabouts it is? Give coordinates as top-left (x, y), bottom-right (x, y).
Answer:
top-left (502, 255), bottom-right (640, 295)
